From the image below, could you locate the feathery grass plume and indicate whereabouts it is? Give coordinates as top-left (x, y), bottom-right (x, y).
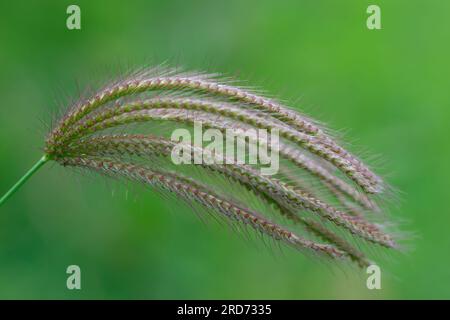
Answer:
top-left (0, 66), bottom-right (401, 268)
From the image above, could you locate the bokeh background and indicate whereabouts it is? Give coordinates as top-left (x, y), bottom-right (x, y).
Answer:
top-left (0, 0), bottom-right (449, 299)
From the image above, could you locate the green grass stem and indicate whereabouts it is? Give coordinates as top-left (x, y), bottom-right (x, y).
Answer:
top-left (0, 154), bottom-right (49, 207)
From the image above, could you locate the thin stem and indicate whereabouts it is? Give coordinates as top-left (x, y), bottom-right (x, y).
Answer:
top-left (0, 154), bottom-right (49, 207)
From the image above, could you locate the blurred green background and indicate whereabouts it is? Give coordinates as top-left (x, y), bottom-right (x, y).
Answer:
top-left (0, 0), bottom-right (449, 299)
